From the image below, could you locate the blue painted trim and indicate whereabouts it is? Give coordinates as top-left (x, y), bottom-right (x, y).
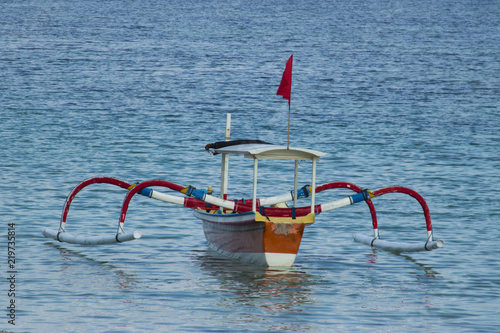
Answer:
top-left (139, 188), bottom-right (152, 197)
top-left (296, 185), bottom-right (310, 199)
top-left (351, 192), bottom-right (365, 204)
top-left (191, 188), bottom-right (206, 201)
top-left (351, 190), bottom-right (372, 204)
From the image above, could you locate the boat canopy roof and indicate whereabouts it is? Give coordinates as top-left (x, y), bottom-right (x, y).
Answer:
top-left (213, 143), bottom-right (326, 161)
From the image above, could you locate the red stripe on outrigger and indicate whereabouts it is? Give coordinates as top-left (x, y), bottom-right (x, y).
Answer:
top-left (372, 186), bottom-right (433, 232)
top-left (183, 182), bottom-right (379, 222)
top-left (120, 180), bottom-right (186, 223)
top-left (229, 181), bottom-right (378, 219)
top-left (61, 177), bottom-right (131, 223)
top-left (315, 182), bottom-right (378, 230)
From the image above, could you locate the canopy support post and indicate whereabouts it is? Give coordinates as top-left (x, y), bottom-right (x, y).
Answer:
top-left (252, 158), bottom-right (258, 212)
top-left (220, 114), bottom-right (231, 200)
top-left (294, 160), bottom-right (299, 207)
top-left (311, 159), bottom-right (317, 213)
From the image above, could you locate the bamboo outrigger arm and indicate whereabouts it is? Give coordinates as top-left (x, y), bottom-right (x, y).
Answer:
top-left (352, 186), bottom-right (444, 252)
top-left (41, 177), bottom-right (375, 245)
top-left (313, 182), bottom-right (444, 252)
top-left (41, 177), bottom-right (198, 245)
top-left (42, 177), bottom-right (443, 252)
top-left (119, 180), bottom-right (444, 252)
top-left (41, 177), bottom-right (147, 245)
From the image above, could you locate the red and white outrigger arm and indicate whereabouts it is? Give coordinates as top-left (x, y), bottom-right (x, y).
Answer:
top-left (41, 177), bottom-right (145, 245)
top-left (351, 186), bottom-right (444, 252)
top-left (42, 177), bottom-right (443, 252)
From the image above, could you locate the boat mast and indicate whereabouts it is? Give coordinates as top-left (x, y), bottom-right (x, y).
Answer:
top-left (220, 114), bottom-right (231, 200)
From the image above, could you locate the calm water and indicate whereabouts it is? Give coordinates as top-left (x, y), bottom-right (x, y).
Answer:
top-left (1, 0), bottom-right (499, 332)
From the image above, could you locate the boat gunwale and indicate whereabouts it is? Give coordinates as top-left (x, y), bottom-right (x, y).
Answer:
top-left (193, 210), bottom-right (257, 225)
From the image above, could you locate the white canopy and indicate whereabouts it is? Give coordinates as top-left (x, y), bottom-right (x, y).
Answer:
top-left (214, 144), bottom-right (326, 160)
top-left (213, 115), bottom-right (325, 213)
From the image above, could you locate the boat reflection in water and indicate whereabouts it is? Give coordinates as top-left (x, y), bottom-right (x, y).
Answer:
top-left (193, 249), bottom-right (315, 313)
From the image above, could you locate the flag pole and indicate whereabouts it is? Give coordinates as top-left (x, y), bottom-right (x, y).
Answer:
top-left (287, 100), bottom-right (291, 149)
top-left (276, 54), bottom-right (293, 150)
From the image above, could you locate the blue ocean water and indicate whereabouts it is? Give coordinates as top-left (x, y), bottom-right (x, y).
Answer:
top-left (1, 0), bottom-right (499, 331)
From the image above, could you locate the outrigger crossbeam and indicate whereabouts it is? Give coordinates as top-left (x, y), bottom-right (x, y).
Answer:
top-left (42, 176), bottom-right (443, 253)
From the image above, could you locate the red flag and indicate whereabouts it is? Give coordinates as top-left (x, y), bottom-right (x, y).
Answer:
top-left (277, 55), bottom-right (293, 105)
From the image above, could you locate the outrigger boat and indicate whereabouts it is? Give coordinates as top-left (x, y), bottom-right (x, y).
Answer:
top-left (42, 56), bottom-right (443, 266)
top-left (42, 113), bottom-right (443, 267)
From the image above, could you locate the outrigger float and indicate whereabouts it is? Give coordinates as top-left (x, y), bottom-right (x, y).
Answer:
top-left (42, 113), bottom-right (443, 267)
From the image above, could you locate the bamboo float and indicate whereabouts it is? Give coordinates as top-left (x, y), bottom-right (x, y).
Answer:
top-left (353, 233), bottom-right (444, 253)
top-left (42, 227), bottom-right (141, 245)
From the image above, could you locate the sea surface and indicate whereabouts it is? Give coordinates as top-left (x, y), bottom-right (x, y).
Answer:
top-left (1, 0), bottom-right (499, 332)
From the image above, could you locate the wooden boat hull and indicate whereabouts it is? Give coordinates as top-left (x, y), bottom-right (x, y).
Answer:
top-left (193, 210), bottom-right (307, 267)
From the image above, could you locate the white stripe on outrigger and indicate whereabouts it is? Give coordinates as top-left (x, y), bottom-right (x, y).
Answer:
top-left (147, 185), bottom-right (369, 214)
top-left (149, 190), bottom-right (184, 205)
top-left (259, 192), bottom-right (292, 206)
top-left (149, 188), bottom-right (237, 210)
top-left (203, 194), bottom-right (236, 210)
top-left (319, 197), bottom-right (353, 212)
